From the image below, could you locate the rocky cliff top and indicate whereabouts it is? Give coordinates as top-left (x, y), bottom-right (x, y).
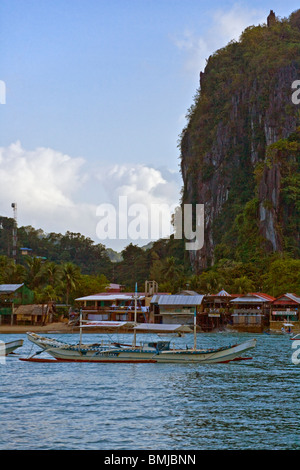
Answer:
top-left (180, 9), bottom-right (300, 271)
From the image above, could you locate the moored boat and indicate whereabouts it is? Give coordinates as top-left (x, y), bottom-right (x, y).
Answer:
top-left (0, 339), bottom-right (24, 355)
top-left (23, 330), bottom-right (256, 364)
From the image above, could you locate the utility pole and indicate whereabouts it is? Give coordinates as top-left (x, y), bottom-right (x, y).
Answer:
top-left (11, 202), bottom-right (17, 263)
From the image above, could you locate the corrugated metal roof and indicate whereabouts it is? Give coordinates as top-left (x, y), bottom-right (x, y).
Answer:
top-left (0, 284), bottom-right (24, 293)
top-left (230, 296), bottom-right (268, 303)
top-left (250, 292), bottom-right (275, 301)
top-left (150, 294), bottom-right (204, 306)
top-left (76, 293), bottom-right (145, 301)
top-left (284, 293), bottom-right (300, 304)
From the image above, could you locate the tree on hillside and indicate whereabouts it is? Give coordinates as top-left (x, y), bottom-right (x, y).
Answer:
top-left (40, 261), bottom-right (62, 287)
top-left (24, 256), bottom-right (44, 290)
top-left (0, 255), bottom-right (26, 284)
top-left (60, 262), bottom-right (81, 306)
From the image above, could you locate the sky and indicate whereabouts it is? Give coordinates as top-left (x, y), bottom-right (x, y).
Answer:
top-left (1, 0), bottom-right (299, 251)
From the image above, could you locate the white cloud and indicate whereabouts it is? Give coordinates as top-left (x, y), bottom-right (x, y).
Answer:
top-left (172, 3), bottom-right (266, 75)
top-left (0, 141), bottom-right (98, 239)
top-left (99, 163), bottom-right (180, 204)
top-left (96, 163), bottom-right (182, 248)
top-left (0, 142), bottom-right (182, 251)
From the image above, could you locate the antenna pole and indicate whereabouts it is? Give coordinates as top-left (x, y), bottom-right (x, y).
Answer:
top-left (11, 203), bottom-right (17, 263)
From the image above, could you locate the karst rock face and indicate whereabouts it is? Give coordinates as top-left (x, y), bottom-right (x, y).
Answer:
top-left (180, 10), bottom-right (300, 272)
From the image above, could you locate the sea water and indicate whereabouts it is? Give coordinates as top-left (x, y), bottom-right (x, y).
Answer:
top-left (0, 332), bottom-right (299, 450)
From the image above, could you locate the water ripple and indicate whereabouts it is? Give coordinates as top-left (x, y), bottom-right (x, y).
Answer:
top-left (0, 332), bottom-right (299, 450)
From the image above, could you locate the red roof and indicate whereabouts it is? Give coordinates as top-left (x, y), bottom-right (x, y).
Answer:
top-left (273, 300), bottom-right (298, 305)
top-left (250, 293), bottom-right (275, 301)
top-left (272, 294), bottom-right (300, 305)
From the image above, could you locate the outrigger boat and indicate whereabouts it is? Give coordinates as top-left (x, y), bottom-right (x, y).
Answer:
top-left (21, 285), bottom-right (256, 364)
top-left (0, 339), bottom-right (24, 356)
top-left (23, 327), bottom-right (256, 364)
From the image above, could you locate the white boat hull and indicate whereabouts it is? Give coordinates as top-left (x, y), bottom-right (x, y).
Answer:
top-left (155, 339), bottom-right (256, 363)
top-left (25, 333), bottom-right (256, 364)
top-left (0, 339), bottom-right (24, 356)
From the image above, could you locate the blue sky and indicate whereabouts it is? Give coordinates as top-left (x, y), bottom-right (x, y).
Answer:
top-left (1, 0), bottom-right (299, 250)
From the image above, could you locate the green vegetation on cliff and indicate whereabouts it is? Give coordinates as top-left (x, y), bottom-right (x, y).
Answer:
top-left (180, 9), bottom-right (300, 271)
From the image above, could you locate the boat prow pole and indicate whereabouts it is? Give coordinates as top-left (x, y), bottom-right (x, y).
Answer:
top-left (193, 307), bottom-right (197, 350)
top-left (133, 282), bottom-right (137, 348)
top-left (79, 308), bottom-right (83, 347)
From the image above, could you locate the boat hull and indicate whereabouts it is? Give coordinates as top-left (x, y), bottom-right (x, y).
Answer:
top-left (25, 332), bottom-right (256, 364)
top-left (0, 339), bottom-right (24, 355)
top-left (154, 339), bottom-right (256, 363)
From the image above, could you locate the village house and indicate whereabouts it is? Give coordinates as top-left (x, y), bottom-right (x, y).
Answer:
top-left (0, 284), bottom-right (34, 325)
top-left (75, 281), bottom-right (170, 324)
top-left (270, 293), bottom-right (300, 332)
top-left (13, 303), bottom-right (55, 325)
top-left (149, 294), bottom-right (204, 326)
top-left (229, 292), bottom-right (275, 332)
top-left (199, 289), bottom-right (234, 331)
top-left (75, 283), bottom-right (150, 323)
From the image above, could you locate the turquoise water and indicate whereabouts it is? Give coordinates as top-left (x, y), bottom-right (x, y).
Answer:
top-left (0, 332), bottom-right (299, 450)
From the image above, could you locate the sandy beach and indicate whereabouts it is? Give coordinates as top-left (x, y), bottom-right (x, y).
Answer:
top-left (0, 322), bottom-right (84, 335)
top-left (0, 322), bottom-right (145, 335)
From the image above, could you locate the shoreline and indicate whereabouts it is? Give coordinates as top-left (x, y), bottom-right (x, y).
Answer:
top-left (0, 322), bottom-right (298, 335)
top-left (0, 322), bottom-right (89, 335)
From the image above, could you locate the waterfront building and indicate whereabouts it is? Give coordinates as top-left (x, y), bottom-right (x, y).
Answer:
top-left (270, 293), bottom-right (300, 331)
top-left (0, 284), bottom-right (34, 325)
top-left (200, 289), bottom-right (234, 331)
top-left (75, 291), bottom-right (149, 323)
top-left (229, 293), bottom-right (275, 332)
top-left (13, 303), bottom-right (54, 325)
top-left (150, 294), bottom-right (204, 325)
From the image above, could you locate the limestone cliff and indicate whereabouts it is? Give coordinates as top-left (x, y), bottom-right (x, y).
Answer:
top-left (180, 9), bottom-right (300, 271)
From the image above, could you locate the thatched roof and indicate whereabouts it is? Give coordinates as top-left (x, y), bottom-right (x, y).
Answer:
top-left (14, 304), bottom-right (49, 316)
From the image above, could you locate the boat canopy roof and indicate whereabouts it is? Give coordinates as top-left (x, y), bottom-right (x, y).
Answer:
top-left (80, 321), bottom-right (132, 328)
top-left (133, 323), bottom-right (192, 333)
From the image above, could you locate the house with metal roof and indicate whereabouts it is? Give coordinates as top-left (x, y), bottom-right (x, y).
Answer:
top-left (75, 291), bottom-right (149, 323)
top-left (229, 293), bottom-right (275, 332)
top-left (270, 293), bottom-right (300, 328)
top-left (0, 284), bottom-right (35, 325)
top-left (150, 294), bottom-right (204, 325)
top-left (200, 290), bottom-right (235, 331)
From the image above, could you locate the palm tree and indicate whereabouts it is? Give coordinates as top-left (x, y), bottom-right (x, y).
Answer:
top-left (232, 276), bottom-right (255, 295)
top-left (40, 261), bottom-right (61, 287)
top-left (25, 256), bottom-right (43, 289)
top-left (60, 262), bottom-right (81, 306)
top-left (160, 256), bottom-right (181, 281)
top-left (0, 256), bottom-right (26, 283)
